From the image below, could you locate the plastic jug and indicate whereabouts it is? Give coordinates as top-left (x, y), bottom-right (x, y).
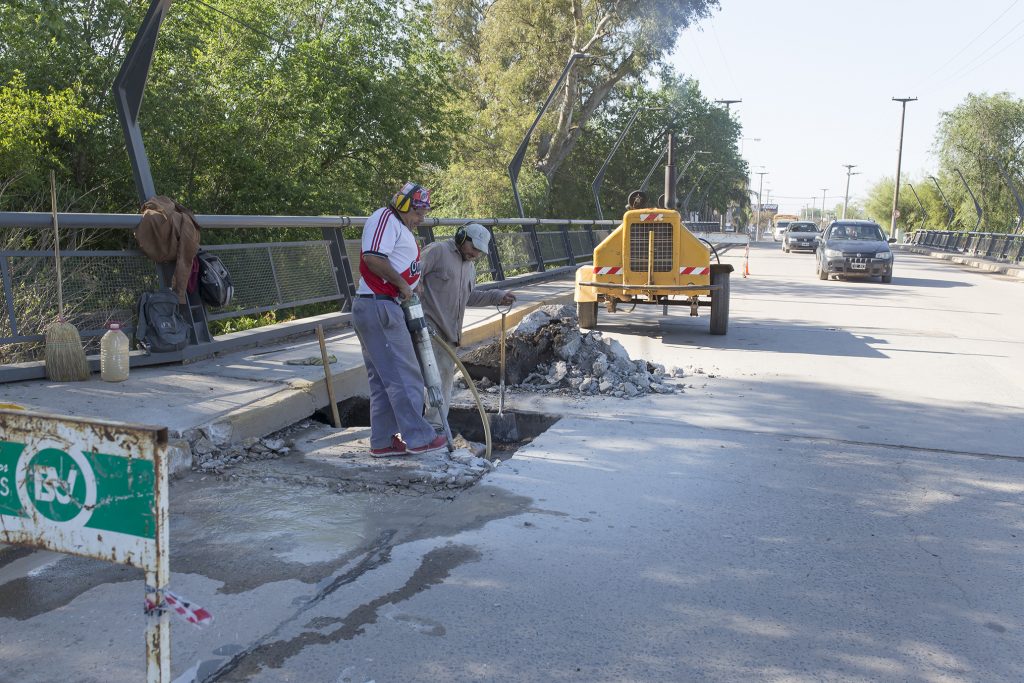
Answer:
top-left (100, 322), bottom-right (130, 382)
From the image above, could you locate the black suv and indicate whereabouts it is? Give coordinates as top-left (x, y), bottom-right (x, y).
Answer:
top-left (782, 221), bottom-right (820, 253)
top-left (816, 220), bottom-right (895, 283)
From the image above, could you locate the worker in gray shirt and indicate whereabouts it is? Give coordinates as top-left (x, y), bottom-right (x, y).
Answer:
top-left (419, 223), bottom-right (515, 433)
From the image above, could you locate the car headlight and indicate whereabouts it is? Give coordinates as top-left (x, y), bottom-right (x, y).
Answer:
top-left (875, 251), bottom-right (891, 259)
top-left (824, 248), bottom-right (842, 258)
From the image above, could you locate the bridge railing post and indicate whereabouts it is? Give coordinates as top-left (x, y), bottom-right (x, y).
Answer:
top-left (486, 223), bottom-right (505, 282)
top-left (526, 221), bottom-right (545, 272)
top-left (560, 223), bottom-right (576, 266)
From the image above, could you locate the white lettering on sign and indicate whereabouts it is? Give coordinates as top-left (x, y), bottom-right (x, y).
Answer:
top-left (0, 476), bottom-right (9, 497)
top-left (33, 466), bottom-right (78, 505)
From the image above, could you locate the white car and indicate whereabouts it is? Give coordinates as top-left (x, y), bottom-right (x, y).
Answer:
top-left (773, 221), bottom-right (792, 241)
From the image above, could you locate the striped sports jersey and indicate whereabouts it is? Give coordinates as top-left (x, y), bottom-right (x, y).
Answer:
top-left (356, 206), bottom-right (421, 297)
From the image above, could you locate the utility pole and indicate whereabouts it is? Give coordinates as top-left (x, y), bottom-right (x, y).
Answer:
top-left (821, 188), bottom-right (828, 227)
top-left (715, 99), bottom-right (742, 114)
top-left (755, 170), bottom-right (768, 239)
top-left (842, 164), bottom-right (859, 219)
top-left (890, 97), bottom-right (917, 238)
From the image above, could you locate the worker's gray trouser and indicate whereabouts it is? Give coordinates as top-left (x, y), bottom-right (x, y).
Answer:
top-left (351, 298), bottom-right (436, 449)
top-left (424, 336), bottom-right (456, 432)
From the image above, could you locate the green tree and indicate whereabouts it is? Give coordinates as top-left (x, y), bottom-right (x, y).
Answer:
top-left (0, 71), bottom-right (99, 210)
top-left (863, 176), bottom-right (928, 235)
top-left (0, 0), bottom-right (464, 216)
top-left (934, 92), bottom-right (1024, 232)
top-left (431, 0), bottom-right (718, 216)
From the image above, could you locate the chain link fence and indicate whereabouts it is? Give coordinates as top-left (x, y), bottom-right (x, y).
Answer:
top-left (0, 213), bottom-right (617, 367)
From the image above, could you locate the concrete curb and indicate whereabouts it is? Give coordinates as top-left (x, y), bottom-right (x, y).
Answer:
top-left (896, 245), bottom-right (1024, 280)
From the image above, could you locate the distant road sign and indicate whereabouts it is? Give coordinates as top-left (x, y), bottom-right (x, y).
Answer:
top-left (756, 203), bottom-right (779, 212)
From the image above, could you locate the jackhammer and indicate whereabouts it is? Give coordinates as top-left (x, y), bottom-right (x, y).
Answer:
top-left (401, 294), bottom-right (454, 452)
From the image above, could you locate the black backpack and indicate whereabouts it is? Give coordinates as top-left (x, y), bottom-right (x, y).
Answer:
top-left (197, 249), bottom-right (234, 308)
top-left (136, 289), bottom-right (189, 353)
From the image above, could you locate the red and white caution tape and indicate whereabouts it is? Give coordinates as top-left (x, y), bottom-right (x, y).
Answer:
top-left (145, 590), bottom-right (214, 628)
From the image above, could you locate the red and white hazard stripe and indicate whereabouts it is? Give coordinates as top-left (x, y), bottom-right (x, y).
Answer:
top-left (678, 266), bottom-right (709, 275)
top-left (593, 266), bottom-right (622, 275)
top-left (639, 212), bottom-right (665, 222)
top-left (145, 590), bottom-right (214, 627)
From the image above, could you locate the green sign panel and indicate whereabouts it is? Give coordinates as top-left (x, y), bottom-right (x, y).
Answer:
top-left (0, 440), bottom-right (155, 538)
top-left (0, 409), bottom-right (167, 569)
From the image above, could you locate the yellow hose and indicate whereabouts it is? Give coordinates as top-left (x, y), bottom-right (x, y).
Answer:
top-left (432, 336), bottom-right (493, 460)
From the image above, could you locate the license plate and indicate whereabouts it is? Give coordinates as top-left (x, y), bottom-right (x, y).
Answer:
top-left (851, 263), bottom-right (866, 270)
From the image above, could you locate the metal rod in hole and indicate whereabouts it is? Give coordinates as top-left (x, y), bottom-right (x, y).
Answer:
top-left (499, 311), bottom-right (507, 414)
top-left (316, 324), bottom-right (341, 428)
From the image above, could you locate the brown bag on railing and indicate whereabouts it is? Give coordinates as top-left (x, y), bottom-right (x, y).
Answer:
top-left (135, 196), bottom-right (201, 304)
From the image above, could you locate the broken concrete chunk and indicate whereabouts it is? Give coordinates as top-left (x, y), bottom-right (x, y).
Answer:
top-left (192, 437), bottom-right (216, 456)
top-left (261, 437), bottom-right (286, 452)
top-left (547, 360), bottom-right (569, 383)
top-left (602, 337), bottom-right (631, 362)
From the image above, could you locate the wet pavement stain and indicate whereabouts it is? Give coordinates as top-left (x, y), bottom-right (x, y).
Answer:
top-left (210, 543), bottom-right (480, 681)
top-left (0, 554), bottom-right (139, 620)
top-left (0, 469), bottom-right (531, 671)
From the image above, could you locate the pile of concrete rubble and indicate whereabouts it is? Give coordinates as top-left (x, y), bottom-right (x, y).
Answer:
top-left (190, 431), bottom-right (296, 472)
top-left (459, 305), bottom-right (685, 399)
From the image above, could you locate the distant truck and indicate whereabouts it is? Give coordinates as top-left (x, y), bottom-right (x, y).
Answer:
top-left (771, 213), bottom-right (800, 241)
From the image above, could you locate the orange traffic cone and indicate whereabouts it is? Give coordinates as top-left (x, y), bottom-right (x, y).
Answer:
top-left (743, 243), bottom-right (750, 278)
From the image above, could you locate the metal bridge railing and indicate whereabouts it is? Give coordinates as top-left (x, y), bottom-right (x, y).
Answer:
top-left (910, 229), bottom-right (1024, 263)
top-left (0, 211), bottom-right (619, 378)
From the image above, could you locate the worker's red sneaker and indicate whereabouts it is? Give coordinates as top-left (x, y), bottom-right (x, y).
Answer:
top-left (406, 435), bottom-right (447, 455)
top-left (369, 435), bottom-right (409, 458)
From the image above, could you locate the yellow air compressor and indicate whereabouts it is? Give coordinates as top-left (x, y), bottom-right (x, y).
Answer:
top-left (574, 136), bottom-right (732, 334)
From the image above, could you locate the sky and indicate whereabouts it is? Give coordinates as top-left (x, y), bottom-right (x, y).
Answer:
top-left (668, 0), bottom-right (1024, 216)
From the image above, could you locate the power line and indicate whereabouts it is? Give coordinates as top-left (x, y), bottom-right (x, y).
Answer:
top-left (944, 15), bottom-right (1024, 82)
top-left (710, 24), bottom-right (740, 93)
top-left (915, 0), bottom-right (1018, 89)
top-left (960, 27), bottom-right (1024, 78)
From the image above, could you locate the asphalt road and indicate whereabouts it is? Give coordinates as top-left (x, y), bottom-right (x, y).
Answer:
top-left (1, 242), bottom-right (1022, 683)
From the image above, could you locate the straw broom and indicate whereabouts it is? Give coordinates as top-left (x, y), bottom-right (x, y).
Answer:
top-left (44, 170), bottom-right (89, 381)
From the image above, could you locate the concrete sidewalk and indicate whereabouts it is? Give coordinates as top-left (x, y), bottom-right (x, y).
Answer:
top-left (0, 277), bottom-right (576, 475)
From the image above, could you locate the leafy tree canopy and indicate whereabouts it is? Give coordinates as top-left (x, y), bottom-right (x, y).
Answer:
top-left (0, 0), bottom-right (463, 215)
top-left (933, 92), bottom-right (1024, 232)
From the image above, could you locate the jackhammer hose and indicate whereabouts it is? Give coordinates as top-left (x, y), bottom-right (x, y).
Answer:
top-left (431, 336), bottom-right (493, 461)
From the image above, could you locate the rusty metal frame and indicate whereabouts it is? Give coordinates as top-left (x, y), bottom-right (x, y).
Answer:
top-left (0, 408), bottom-right (170, 681)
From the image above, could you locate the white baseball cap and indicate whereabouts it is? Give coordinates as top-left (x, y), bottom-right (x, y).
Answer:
top-left (462, 223), bottom-right (491, 253)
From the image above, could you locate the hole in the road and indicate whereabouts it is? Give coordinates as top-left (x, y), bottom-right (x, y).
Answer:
top-left (312, 397), bottom-right (560, 454)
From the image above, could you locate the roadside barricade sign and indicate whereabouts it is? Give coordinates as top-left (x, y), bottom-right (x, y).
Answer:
top-left (0, 408), bottom-right (171, 682)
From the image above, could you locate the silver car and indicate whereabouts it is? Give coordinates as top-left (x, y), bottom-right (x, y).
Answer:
top-left (782, 221), bottom-right (820, 253)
